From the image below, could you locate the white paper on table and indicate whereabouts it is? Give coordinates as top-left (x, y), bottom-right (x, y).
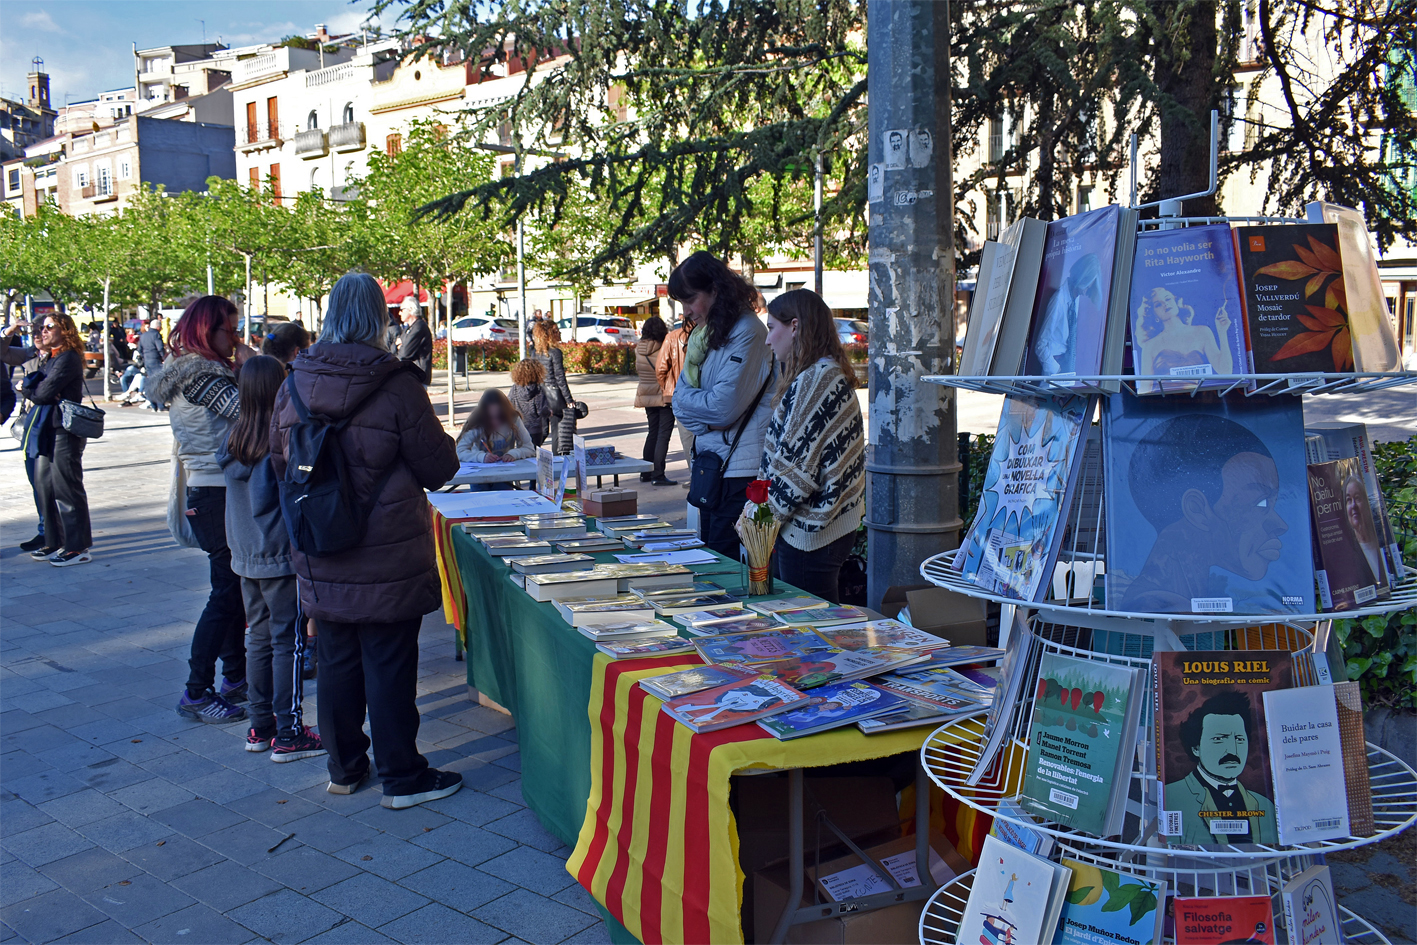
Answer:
top-left (613, 549), bottom-right (718, 565)
top-left (640, 539), bottom-right (706, 552)
top-left (817, 848), bottom-right (955, 902)
top-left (425, 490), bottom-right (561, 520)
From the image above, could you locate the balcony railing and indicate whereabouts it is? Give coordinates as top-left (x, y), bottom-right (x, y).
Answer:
top-left (293, 128), bottom-right (328, 157)
top-left (306, 63), bottom-right (358, 88)
top-left (329, 121), bottom-right (366, 152)
top-left (238, 122), bottom-right (284, 149)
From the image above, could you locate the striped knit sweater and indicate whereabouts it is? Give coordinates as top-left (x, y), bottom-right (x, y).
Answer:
top-left (757, 358), bottom-right (865, 551)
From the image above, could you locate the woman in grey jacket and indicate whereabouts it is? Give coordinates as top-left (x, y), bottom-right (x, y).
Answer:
top-left (219, 355), bottom-right (325, 762)
top-left (669, 252), bottom-right (774, 557)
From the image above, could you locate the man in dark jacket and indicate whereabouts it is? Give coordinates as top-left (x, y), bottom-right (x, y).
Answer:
top-left (270, 273), bottom-right (461, 810)
top-left (395, 296), bottom-right (433, 386)
top-left (136, 318), bottom-right (166, 410)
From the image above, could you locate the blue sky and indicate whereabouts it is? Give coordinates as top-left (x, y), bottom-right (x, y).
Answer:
top-left (1, 1), bottom-right (388, 107)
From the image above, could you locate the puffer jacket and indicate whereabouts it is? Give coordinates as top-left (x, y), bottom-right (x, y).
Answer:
top-left (150, 353), bottom-right (239, 487)
top-left (217, 441), bottom-right (293, 579)
top-left (633, 339), bottom-right (665, 408)
top-left (671, 311), bottom-right (774, 479)
top-left (269, 343), bottom-right (459, 624)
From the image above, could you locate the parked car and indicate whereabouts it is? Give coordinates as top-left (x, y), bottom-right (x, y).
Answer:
top-left (835, 318), bottom-right (868, 345)
top-left (449, 315), bottom-right (519, 343)
top-left (555, 315), bottom-right (639, 345)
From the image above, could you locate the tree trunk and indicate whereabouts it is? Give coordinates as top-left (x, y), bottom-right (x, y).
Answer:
top-left (1155, 0), bottom-right (1220, 216)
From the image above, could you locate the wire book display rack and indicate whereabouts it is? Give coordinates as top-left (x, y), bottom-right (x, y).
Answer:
top-left (912, 125), bottom-right (1416, 939)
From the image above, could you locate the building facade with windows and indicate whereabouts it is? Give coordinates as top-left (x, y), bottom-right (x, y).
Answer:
top-left (1, 62), bottom-right (57, 162)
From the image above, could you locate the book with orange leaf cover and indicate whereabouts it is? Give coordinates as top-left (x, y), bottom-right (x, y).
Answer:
top-left (1235, 224), bottom-right (1354, 374)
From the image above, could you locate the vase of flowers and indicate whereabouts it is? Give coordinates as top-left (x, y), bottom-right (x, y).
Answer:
top-left (738, 479), bottom-right (780, 597)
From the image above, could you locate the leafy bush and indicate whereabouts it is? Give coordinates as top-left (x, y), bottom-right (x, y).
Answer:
top-left (1333, 435), bottom-right (1417, 709)
top-left (432, 339), bottom-right (635, 375)
top-left (843, 342), bottom-right (868, 363)
top-left (961, 433), bottom-right (995, 527)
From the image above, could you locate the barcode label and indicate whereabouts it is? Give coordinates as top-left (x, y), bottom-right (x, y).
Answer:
top-left (1313, 817), bottom-right (1342, 830)
top-left (1160, 810), bottom-right (1182, 836)
top-left (1170, 364), bottom-right (1214, 377)
top-left (1316, 570), bottom-right (1333, 609)
top-left (1190, 597), bottom-right (1234, 613)
top-left (1354, 585), bottom-right (1378, 604)
top-left (1049, 787), bottom-right (1079, 810)
top-left (1208, 819), bottom-right (1250, 835)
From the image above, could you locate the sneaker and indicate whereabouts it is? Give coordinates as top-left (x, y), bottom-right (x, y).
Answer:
top-left (271, 726), bottom-right (326, 763)
top-left (176, 689), bottom-right (248, 724)
top-left (245, 723), bottom-right (277, 752)
top-left (328, 767), bottom-right (371, 795)
top-left (49, 549), bottom-right (93, 567)
top-left (381, 769), bottom-right (462, 810)
top-left (28, 547), bottom-right (59, 561)
top-left (219, 677), bottom-right (249, 704)
top-left (18, 535), bottom-right (46, 552)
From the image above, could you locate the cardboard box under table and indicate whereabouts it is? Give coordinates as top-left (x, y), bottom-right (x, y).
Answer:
top-left (442, 528), bottom-right (976, 944)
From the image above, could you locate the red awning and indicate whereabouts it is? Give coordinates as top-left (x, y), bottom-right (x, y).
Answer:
top-left (382, 280), bottom-right (431, 305)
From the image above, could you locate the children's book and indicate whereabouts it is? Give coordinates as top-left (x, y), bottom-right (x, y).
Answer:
top-left (957, 835), bottom-right (1072, 945)
top-left (1173, 895), bottom-right (1276, 945)
top-left (953, 394), bottom-right (1093, 601)
top-left (856, 696), bottom-right (959, 734)
top-left (989, 797), bottom-right (1055, 858)
top-left (906, 645), bottom-right (1007, 671)
top-left (1129, 224), bottom-right (1248, 393)
top-left (1306, 201), bottom-right (1402, 372)
top-left (1020, 652), bottom-right (1146, 837)
top-left (873, 667), bottom-right (990, 713)
top-left (757, 681), bottom-right (909, 739)
top-left (746, 596), bottom-right (828, 616)
top-left (1281, 864), bottom-right (1343, 945)
top-left (1307, 458), bottom-right (1391, 611)
top-left (660, 675), bottom-right (811, 733)
top-left (1153, 650), bottom-right (1294, 846)
top-left (755, 647), bottom-right (927, 690)
top-left (576, 620), bottom-right (679, 643)
top-left (672, 606), bottom-right (751, 628)
top-left (1263, 685), bottom-right (1352, 844)
top-left (684, 617), bottom-right (780, 637)
top-left (692, 627), bottom-right (836, 665)
top-left (1306, 421), bottom-right (1404, 585)
top-left (596, 637), bottom-right (696, 660)
top-left (1235, 223), bottom-right (1353, 374)
top-left (769, 604), bottom-right (872, 628)
top-left (1055, 859), bottom-right (1166, 945)
top-left (1103, 391), bottom-right (1313, 615)
top-left (651, 595), bottom-right (744, 617)
top-left (639, 664), bottom-right (755, 701)
top-left (816, 620), bottom-right (949, 651)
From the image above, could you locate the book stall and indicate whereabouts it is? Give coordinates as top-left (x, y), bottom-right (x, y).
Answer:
top-left (914, 127), bottom-right (1415, 945)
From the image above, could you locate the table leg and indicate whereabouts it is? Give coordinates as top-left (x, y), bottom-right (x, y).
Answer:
top-left (768, 768), bottom-right (804, 945)
top-left (915, 757), bottom-right (931, 890)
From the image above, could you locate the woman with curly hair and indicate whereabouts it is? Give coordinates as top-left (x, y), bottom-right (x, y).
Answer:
top-left (507, 358), bottom-right (551, 448)
top-left (531, 320), bottom-right (576, 453)
top-left (21, 312), bottom-right (94, 567)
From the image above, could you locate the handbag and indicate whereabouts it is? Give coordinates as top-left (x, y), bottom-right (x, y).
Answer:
top-left (686, 374), bottom-right (772, 510)
top-left (59, 398), bottom-right (105, 439)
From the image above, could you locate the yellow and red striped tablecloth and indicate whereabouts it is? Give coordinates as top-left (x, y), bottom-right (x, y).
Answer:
top-left (567, 654), bottom-right (993, 945)
top-left (431, 508), bottom-right (468, 646)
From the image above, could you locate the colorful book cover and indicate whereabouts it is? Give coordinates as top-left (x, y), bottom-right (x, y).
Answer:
top-left (1174, 896), bottom-right (1276, 945)
top-left (755, 647), bottom-right (924, 690)
top-left (685, 617), bottom-right (780, 637)
top-left (1019, 653), bottom-right (1143, 836)
top-left (874, 667), bottom-right (990, 712)
top-left (1235, 224), bottom-right (1353, 374)
top-left (958, 835), bottom-right (1072, 945)
top-left (756, 681), bottom-right (909, 739)
top-left (1307, 458), bottom-right (1391, 611)
top-left (596, 637), bottom-right (696, 660)
top-left (747, 596), bottom-right (829, 615)
top-left (989, 797), bottom-right (1055, 858)
top-left (639, 664), bottom-right (754, 701)
top-left (1154, 651), bottom-right (1294, 845)
top-left (1103, 392), bottom-right (1314, 615)
top-left (1306, 201), bottom-right (1402, 372)
top-left (1281, 864), bottom-right (1343, 945)
top-left (907, 645), bottom-right (1007, 671)
top-left (1334, 680), bottom-right (1374, 836)
top-left (953, 394), bottom-right (1093, 601)
top-left (660, 675), bottom-right (811, 733)
top-left (857, 696), bottom-right (958, 734)
top-left (1130, 224), bottom-right (1248, 393)
top-left (817, 620), bottom-right (948, 651)
top-left (1305, 421), bottom-right (1405, 585)
top-left (1056, 860), bottom-right (1165, 945)
top-left (1263, 685), bottom-right (1351, 844)
top-left (691, 627), bottom-right (836, 665)
top-left (1025, 204), bottom-right (1123, 378)
top-left (770, 604), bottom-right (870, 627)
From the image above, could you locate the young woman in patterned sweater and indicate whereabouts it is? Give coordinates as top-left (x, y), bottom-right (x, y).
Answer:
top-left (749, 289), bottom-right (866, 602)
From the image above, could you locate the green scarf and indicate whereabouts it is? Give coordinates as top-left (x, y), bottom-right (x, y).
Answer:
top-left (682, 324), bottom-right (709, 388)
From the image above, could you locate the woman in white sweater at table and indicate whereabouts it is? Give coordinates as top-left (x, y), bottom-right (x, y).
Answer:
top-left (456, 389), bottom-right (535, 464)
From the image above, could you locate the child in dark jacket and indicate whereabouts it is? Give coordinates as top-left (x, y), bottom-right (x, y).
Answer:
top-left (507, 358), bottom-right (551, 448)
top-left (218, 355), bottom-right (325, 761)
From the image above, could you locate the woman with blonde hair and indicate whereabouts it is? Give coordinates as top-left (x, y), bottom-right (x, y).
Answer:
top-left (747, 289), bottom-right (865, 602)
top-left (531, 319), bottom-right (576, 453)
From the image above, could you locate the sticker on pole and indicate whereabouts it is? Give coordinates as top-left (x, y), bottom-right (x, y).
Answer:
top-left (883, 129), bottom-right (908, 169)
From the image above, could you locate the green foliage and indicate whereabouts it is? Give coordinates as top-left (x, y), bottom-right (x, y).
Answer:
top-left (560, 342), bottom-right (636, 375)
top-left (961, 433), bottom-right (996, 526)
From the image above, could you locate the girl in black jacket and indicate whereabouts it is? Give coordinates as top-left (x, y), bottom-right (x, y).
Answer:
top-left (23, 313), bottom-right (93, 566)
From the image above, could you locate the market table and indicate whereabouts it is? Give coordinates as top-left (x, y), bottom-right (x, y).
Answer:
top-left (444, 454), bottom-right (653, 489)
top-left (439, 524), bottom-right (994, 944)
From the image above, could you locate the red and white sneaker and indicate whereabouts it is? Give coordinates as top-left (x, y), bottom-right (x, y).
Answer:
top-left (270, 726), bottom-right (326, 763)
top-left (245, 724), bottom-right (277, 752)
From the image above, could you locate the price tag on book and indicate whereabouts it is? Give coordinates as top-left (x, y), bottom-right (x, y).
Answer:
top-left (1207, 819), bottom-right (1250, 836)
top-left (1159, 810), bottom-right (1182, 837)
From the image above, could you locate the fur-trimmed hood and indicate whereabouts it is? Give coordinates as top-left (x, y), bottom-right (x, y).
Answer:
top-left (150, 352), bottom-right (234, 408)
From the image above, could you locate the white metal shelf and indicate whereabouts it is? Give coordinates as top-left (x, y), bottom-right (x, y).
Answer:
top-left (923, 372), bottom-right (1417, 398)
top-left (919, 868), bottom-right (1394, 945)
top-left (920, 552), bottom-right (1417, 630)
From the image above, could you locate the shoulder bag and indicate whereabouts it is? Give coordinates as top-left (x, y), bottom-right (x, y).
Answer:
top-left (59, 397), bottom-right (105, 439)
top-left (686, 373), bottom-right (772, 510)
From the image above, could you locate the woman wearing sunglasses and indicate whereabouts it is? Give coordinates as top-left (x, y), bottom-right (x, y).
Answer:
top-left (20, 313), bottom-right (93, 566)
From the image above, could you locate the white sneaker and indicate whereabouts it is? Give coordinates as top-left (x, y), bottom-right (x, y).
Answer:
top-left (49, 549), bottom-right (93, 567)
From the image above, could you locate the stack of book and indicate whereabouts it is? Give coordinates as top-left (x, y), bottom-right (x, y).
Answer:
top-left (524, 562), bottom-right (693, 602)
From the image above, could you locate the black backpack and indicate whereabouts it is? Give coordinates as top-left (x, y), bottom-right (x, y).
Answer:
top-left (278, 366), bottom-right (408, 557)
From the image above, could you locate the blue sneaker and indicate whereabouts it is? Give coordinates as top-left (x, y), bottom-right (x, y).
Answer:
top-left (219, 677), bottom-right (249, 705)
top-left (177, 689), bottom-right (248, 724)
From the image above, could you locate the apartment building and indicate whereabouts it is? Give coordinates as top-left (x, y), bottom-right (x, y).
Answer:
top-left (1, 62), bottom-right (57, 161)
top-left (56, 88), bottom-right (139, 137)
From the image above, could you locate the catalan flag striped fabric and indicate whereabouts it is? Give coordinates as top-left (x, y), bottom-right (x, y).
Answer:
top-left (431, 509), bottom-right (469, 647)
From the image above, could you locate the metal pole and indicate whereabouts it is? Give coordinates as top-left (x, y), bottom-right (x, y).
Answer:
top-left (102, 277), bottom-right (111, 401)
top-left (446, 279), bottom-right (455, 429)
top-left (243, 254), bottom-right (252, 346)
top-left (865, 0), bottom-right (962, 611)
top-left (814, 151), bottom-right (824, 296)
top-left (517, 216), bottom-right (527, 361)
top-left (207, 263), bottom-right (214, 296)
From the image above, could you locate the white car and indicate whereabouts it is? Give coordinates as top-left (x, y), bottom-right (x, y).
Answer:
top-left (448, 316), bottom-right (519, 343)
top-left (556, 315), bottom-right (639, 345)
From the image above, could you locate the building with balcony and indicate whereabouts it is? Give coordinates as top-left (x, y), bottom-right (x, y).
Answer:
top-left (1, 61), bottom-right (57, 162)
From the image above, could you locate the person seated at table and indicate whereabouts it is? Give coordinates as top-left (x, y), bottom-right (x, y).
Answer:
top-left (508, 359), bottom-right (551, 449)
top-left (457, 389), bottom-right (535, 465)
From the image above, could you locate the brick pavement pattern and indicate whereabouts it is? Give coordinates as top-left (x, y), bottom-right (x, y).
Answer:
top-left (2, 381), bottom-right (613, 945)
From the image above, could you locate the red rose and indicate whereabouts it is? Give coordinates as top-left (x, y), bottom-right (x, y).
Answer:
top-left (746, 479), bottom-right (771, 505)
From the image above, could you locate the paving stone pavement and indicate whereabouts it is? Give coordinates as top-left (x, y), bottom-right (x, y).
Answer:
top-left (1, 381), bottom-right (612, 945)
